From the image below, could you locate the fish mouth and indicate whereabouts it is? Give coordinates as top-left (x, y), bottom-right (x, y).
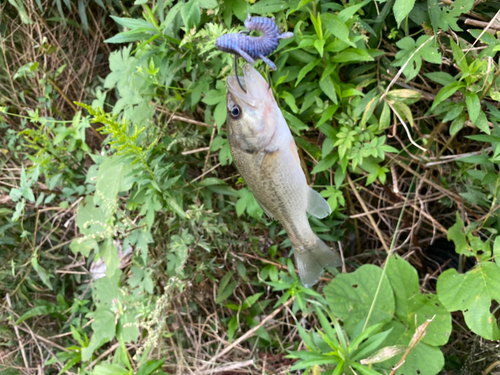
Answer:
top-left (227, 64), bottom-right (270, 108)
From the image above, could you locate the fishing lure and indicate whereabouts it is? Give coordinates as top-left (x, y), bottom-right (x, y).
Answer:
top-left (216, 15), bottom-right (293, 92)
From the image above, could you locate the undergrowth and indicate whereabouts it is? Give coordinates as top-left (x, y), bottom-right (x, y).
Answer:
top-left (1, 0), bottom-right (500, 374)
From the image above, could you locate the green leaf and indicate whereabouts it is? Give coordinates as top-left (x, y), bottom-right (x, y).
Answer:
top-left (393, 36), bottom-right (441, 81)
top-left (181, 0), bottom-right (201, 29)
top-left (450, 38), bottom-right (469, 75)
top-left (437, 263), bottom-right (500, 340)
top-left (324, 264), bottom-right (395, 335)
top-left (283, 110), bottom-right (309, 134)
top-left (101, 239), bottom-right (119, 278)
top-left (242, 293), bottom-right (263, 310)
top-left (295, 59), bottom-right (320, 87)
top-left (322, 14), bottom-right (354, 47)
top-left (495, 237), bottom-right (500, 268)
top-left (424, 72), bottom-right (456, 86)
top-left (16, 304), bottom-right (64, 325)
top-left (82, 309), bottom-right (116, 361)
top-left (95, 155), bottom-right (134, 214)
top-left (316, 105), bottom-right (339, 127)
top-left (214, 101), bottom-right (227, 130)
top-left (394, 0), bottom-right (416, 27)
top-left (449, 111), bottom-right (466, 135)
top-left (319, 76), bottom-right (338, 104)
top-left (384, 321), bottom-right (445, 375)
top-left (465, 91), bottom-right (480, 123)
top-left (386, 256), bottom-right (419, 320)
top-left (447, 212), bottom-right (471, 255)
top-left (430, 81), bottom-right (464, 111)
top-left (386, 89), bottom-right (421, 105)
top-left (331, 48), bottom-right (374, 63)
top-left (93, 364), bottom-right (130, 375)
top-left (475, 111), bottom-right (490, 134)
top-left (227, 315), bottom-right (238, 341)
top-left (281, 92), bottom-right (299, 113)
top-left (216, 274), bottom-right (237, 304)
top-left (311, 153), bottom-right (338, 174)
top-left (250, 0), bottom-right (289, 14)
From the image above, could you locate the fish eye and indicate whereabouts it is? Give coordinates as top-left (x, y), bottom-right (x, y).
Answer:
top-left (229, 105), bottom-right (242, 119)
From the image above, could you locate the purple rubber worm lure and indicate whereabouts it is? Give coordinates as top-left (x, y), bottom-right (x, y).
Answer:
top-left (216, 15), bottom-right (294, 92)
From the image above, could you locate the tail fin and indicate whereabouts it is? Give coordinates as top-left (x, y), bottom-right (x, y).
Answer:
top-left (295, 237), bottom-right (342, 288)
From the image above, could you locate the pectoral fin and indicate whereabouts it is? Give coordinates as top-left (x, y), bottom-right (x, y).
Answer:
top-left (254, 196), bottom-right (275, 220)
top-left (307, 187), bottom-right (332, 219)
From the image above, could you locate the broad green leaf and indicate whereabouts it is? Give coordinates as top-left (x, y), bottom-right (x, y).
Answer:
top-left (408, 293), bottom-right (452, 346)
top-left (319, 76), bottom-right (338, 104)
top-left (384, 320), bottom-right (445, 375)
top-left (101, 239), bottom-right (119, 278)
top-left (82, 309), bottom-right (116, 361)
top-left (447, 212), bottom-right (470, 255)
top-left (295, 59), bottom-right (320, 86)
top-left (394, 0), bottom-right (416, 27)
top-left (322, 13), bottom-right (354, 47)
top-left (76, 196), bottom-right (109, 237)
top-left (227, 315), bottom-right (238, 341)
top-left (475, 111), bottom-right (490, 134)
top-left (449, 38), bottom-right (469, 75)
top-left (216, 275), bottom-right (237, 303)
top-left (386, 256), bottom-right (420, 319)
top-left (437, 263), bottom-right (500, 340)
top-left (390, 101), bottom-right (414, 127)
top-left (311, 153), bottom-right (338, 174)
top-left (281, 92), bottom-right (299, 113)
top-left (93, 364), bottom-right (130, 375)
top-left (495, 237), bottom-right (500, 268)
top-left (181, 0), bottom-right (201, 29)
top-left (424, 72), bottom-right (456, 86)
top-left (430, 81), bottom-right (464, 111)
top-left (95, 155), bottom-right (134, 214)
top-left (324, 264), bottom-right (395, 335)
top-left (242, 293), bottom-right (263, 310)
top-left (386, 89), bottom-right (421, 105)
top-left (250, 0), bottom-right (289, 14)
top-left (16, 304), bottom-right (64, 325)
top-left (465, 91), bottom-right (480, 123)
top-left (449, 111), bottom-right (466, 135)
top-left (393, 35), bottom-right (441, 81)
top-left (331, 48), bottom-right (374, 63)
top-left (283, 110), bottom-right (309, 134)
top-left (70, 238), bottom-right (98, 257)
top-left (316, 105), bottom-right (339, 127)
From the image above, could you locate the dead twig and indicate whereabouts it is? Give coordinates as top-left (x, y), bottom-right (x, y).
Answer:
top-left (199, 297), bottom-right (295, 370)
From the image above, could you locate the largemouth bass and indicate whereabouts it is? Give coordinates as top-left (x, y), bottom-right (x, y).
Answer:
top-left (226, 64), bottom-right (342, 288)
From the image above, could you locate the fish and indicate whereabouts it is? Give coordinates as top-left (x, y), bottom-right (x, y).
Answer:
top-left (226, 64), bottom-right (342, 288)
